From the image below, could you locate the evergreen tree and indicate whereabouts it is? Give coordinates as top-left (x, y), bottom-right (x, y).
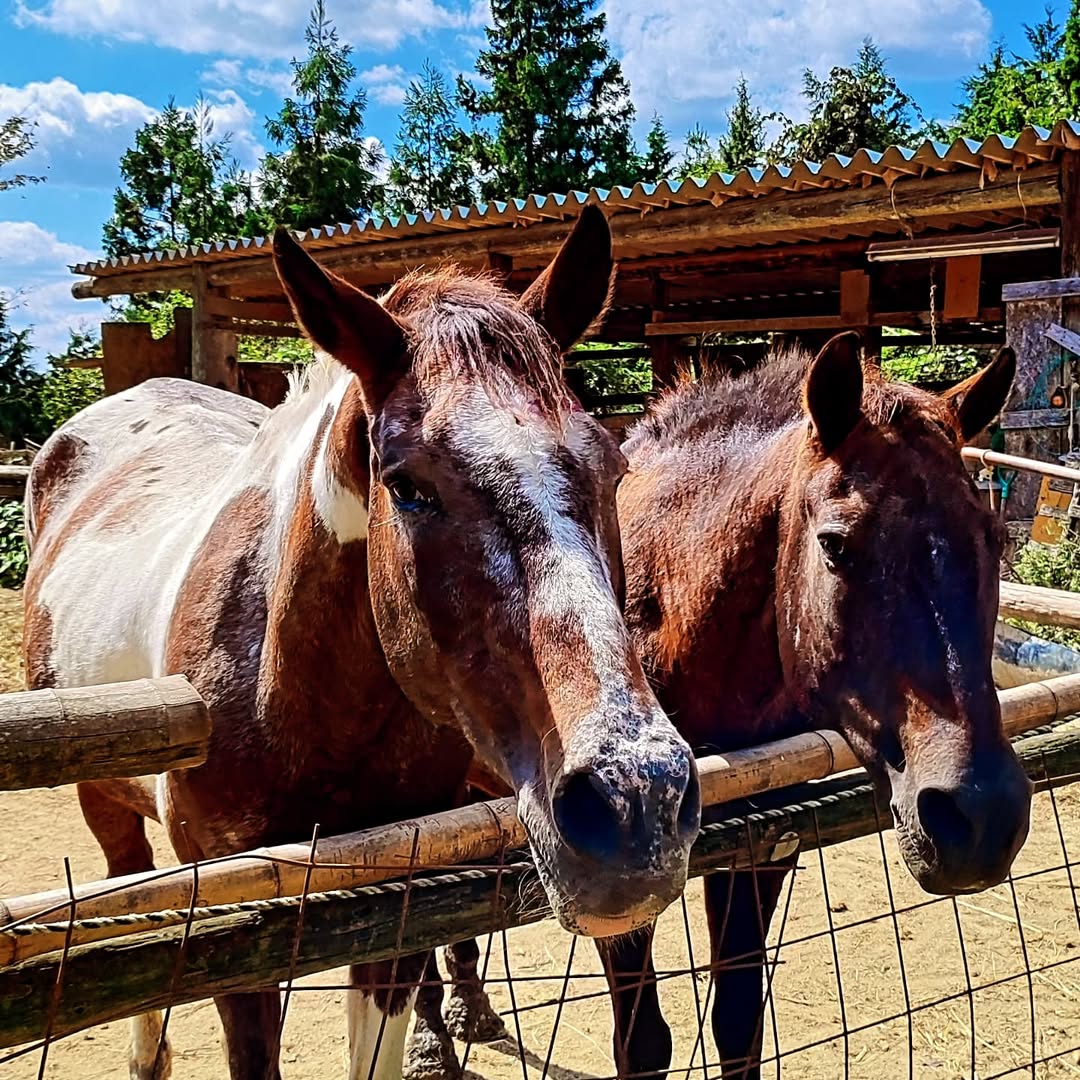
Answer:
top-left (957, 9), bottom-right (1068, 138)
top-left (677, 124), bottom-right (722, 180)
top-left (1064, 0), bottom-right (1080, 117)
top-left (261, 0), bottom-right (382, 229)
top-left (103, 98), bottom-right (260, 257)
top-left (385, 62), bottom-right (473, 214)
top-left (0, 294), bottom-right (44, 446)
top-left (715, 77), bottom-right (765, 173)
top-left (770, 39), bottom-right (925, 164)
top-left (640, 114), bottom-right (674, 183)
top-left (458, 0), bottom-right (639, 198)
top-left (0, 117), bottom-right (43, 192)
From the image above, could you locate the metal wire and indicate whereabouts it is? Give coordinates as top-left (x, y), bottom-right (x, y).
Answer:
top-left (7, 726), bottom-right (1080, 1079)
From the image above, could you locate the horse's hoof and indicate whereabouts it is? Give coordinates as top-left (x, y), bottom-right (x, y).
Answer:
top-left (445, 987), bottom-right (509, 1043)
top-left (403, 1023), bottom-right (463, 1080)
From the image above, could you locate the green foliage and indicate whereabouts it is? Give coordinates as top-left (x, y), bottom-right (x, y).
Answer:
top-left (0, 501), bottom-right (27, 589)
top-left (955, 9), bottom-right (1069, 138)
top-left (237, 336), bottom-right (314, 365)
top-left (715, 77), bottom-right (766, 174)
top-left (880, 344), bottom-right (984, 386)
top-left (1011, 536), bottom-right (1080, 649)
top-left (0, 116), bottom-right (43, 192)
top-left (1065, 0), bottom-right (1080, 117)
top-left (119, 290), bottom-right (193, 338)
top-left (0, 293), bottom-right (47, 446)
top-left (640, 115), bottom-right (674, 183)
top-left (458, 0), bottom-right (639, 198)
top-left (770, 39), bottom-right (926, 164)
top-left (384, 62), bottom-right (474, 214)
top-left (677, 124), bottom-right (723, 180)
top-left (261, 0), bottom-right (383, 229)
top-left (40, 330), bottom-right (105, 430)
top-left (103, 98), bottom-right (263, 258)
top-left (570, 343), bottom-right (650, 409)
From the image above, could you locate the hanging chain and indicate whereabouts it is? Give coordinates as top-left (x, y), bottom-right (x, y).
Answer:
top-left (928, 263), bottom-right (938, 350)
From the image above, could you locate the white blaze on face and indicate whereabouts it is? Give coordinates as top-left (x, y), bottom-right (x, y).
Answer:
top-left (449, 390), bottom-right (631, 700)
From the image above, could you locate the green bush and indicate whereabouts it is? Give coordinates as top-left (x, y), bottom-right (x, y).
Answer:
top-left (1010, 536), bottom-right (1080, 650)
top-left (0, 500), bottom-right (27, 589)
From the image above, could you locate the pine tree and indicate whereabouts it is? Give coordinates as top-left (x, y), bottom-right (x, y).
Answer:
top-left (1063, 0), bottom-right (1080, 116)
top-left (261, 0), bottom-right (383, 229)
top-left (677, 124), bottom-right (722, 180)
top-left (957, 11), bottom-right (1068, 138)
top-left (458, 0), bottom-right (639, 198)
top-left (715, 77), bottom-right (765, 173)
top-left (640, 115), bottom-right (674, 183)
top-left (0, 293), bottom-right (44, 445)
top-left (385, 62), bottom-right (473, 214)
top-left (103, 98), bottom-right (259, 257)
top-left (770, 39), bottom-right (925, 164)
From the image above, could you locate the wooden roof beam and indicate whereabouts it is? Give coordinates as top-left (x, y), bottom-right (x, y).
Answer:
top-left (71, 163), bottom-right (1061, 300)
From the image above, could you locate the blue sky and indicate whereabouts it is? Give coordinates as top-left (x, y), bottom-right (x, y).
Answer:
top-left (0, 0), bottom-right (1051, 358)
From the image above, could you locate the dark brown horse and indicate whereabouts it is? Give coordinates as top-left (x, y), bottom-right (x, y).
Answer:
top-left (21, 207), bottom-right (701, 1080)
top-left (415, 333), bottom-right (1032, 1080)
top-left (601, 333), bottom-right (1031, 1079)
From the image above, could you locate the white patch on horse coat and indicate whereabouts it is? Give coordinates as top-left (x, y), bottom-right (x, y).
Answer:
top-left (346, 990), bottom-right (417, 1080)
top-left (129, 1009), bottom-right (170, 1080)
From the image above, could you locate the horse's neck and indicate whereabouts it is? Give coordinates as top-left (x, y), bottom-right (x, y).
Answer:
top-left (640, 422), bottom-right (803, 749)
top-left (257, 381), bottom-right (412, 762)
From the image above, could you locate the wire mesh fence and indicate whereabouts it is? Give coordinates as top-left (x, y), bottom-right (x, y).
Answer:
top-left (2, 720), bottom-right (1080, 1079)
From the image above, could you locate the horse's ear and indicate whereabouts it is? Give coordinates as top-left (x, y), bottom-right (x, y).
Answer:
top-left (804, 332), bottom-right (864, 454)
top-left (943, 346), bottom-right (1016, 442)
top-left (521, 205), bottom-right (615, 351)
top-left (273, 228), bottom-right (408, 413)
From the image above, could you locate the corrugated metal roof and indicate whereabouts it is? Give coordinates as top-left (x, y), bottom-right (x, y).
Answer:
top-left (71, 120), bottom-right (1080, 278)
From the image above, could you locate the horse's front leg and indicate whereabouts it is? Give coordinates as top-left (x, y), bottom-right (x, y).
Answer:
top-left (349, 954), bottom-right (429, 1080)
top-left (597, 923), bottom-right (672, 1080)
top-left (443, 938), bottom-right (508, 1043)
top-left (704, 860), bottom-right (794, 1080)
top-left (404, 950), bottom-right (463, 1080)
top-left (214, 992), bottom-right (283, 1080)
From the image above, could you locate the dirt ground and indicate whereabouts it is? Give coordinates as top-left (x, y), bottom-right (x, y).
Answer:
top-left (3, 587), bottom-right (1080, 1079)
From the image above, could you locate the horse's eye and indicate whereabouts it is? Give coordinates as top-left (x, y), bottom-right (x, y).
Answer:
top-left (387, 477), bottom-right (436, 513)
top-left (817, 529), bottom-right (850, 570)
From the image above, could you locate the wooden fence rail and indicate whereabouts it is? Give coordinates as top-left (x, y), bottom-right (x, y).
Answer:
top-left (3, 672), bottom-right (1078, 967)
top-left (1, 722), bottom-right (1076, 1051)
top-left (0, 676), bottom-right (208, 791)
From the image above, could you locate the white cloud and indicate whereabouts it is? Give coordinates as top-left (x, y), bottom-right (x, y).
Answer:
top-left (365, 137), bottom-right (391, 185)
top-left (361, 65), bottom-right (408, 107)
top-left (204, 89), bottom-right (263, 169)
top-left (202, 59), bottom-right (293, 99)
top-left (0, 77), bottom-right (154, 190)
top-left (17, 0), bottom-right (467, 58)
top-left (0, 78), bottom-right (263, 192)
top-left (0, 222), bottom-right (102, 361)
top-left (603, 0), bottom-right (993, 132)
top-left (0, 221), bottom-right (95, 269)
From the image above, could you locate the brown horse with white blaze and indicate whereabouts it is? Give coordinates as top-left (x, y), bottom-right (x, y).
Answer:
top-left (21, 206), bottom-right (700, 1080)
top-left (599, 333), bottom-right (1032, 1078)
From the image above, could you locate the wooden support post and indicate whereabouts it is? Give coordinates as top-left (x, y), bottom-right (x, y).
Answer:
top-left (192, 267), bottom-right (240, 392)
top-left (486, 251), bottom-right (512, 284)
top-left (944, 255), bottom-right (982, 320)
top-left (840, 269), bottom-right (870, 326)
top-left (0, 676), bottom-right (208, 791)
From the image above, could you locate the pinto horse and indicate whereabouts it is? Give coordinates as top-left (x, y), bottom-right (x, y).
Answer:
top-left (21, 206), bottom-right (701, 1080)
top-left (601, 333), bottom-right (1032, 1079)
top-left (417, 334), bottom-right (1032, 1080)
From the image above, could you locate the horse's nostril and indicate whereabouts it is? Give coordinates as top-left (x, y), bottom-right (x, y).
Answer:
top-left (678, 761), bottom-right (702, 838)
top-left (917, 787), bottom-right (974, 853)
top-left (553, 770), bottom-right (623, 861)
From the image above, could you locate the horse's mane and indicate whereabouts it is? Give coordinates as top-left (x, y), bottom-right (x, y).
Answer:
top-left (278, 265), bottom-right (568, 422)
top-left (625, 345), bottom-right (944, 459)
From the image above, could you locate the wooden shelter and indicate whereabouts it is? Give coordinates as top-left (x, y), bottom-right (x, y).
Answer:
top-left (69, 121), bottom-right (1080, 514)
